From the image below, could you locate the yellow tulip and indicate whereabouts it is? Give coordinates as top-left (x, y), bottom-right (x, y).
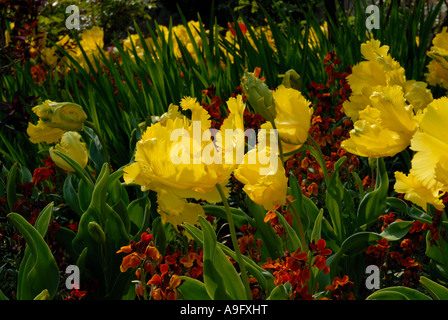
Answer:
top-left (234, 146), bottom-right (287, 211)
top-left (341, 85), bottom-right (418, 158)
top-left (123, 95), bottom-right (246, 219)
top-left (394, 171), bottom-right (445, 212)
top-left (272, 85), bottom-right (313, 151)
top-left (343, 39), bottom-right (407, 121)
top-left (80, 26), bottom-right (104, 52)
top-left (409, 97), bottom-right (448, 187)
top-left (27, 120), bottom-right (65, 144)
top-left (157, 192), bottom-right (206, 234)
top-left (31, 100), bottom-right (88, 131)
top-left (425, 27), bottom-right (448, 90)
top-left (49, 131), bottom-right (89, 172)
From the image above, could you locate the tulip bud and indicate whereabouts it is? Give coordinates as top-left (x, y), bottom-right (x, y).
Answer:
top-left (32, 100), bottom-right (87, 131)
top-left (49, 131), bottom-right (88, 172)
top-left (281, 69), bottom-right (303, 91)
top-left (88, 221), bottom-right (106, 244)
top-left (241, 71), bottom-right (276, 122)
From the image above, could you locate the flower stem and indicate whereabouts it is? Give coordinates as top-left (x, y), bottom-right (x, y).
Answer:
top-left (307, 134), bottom-right (329, 185)
top-left (270, 120), bottom-right (285, 164)
top-left (216, 183), bottom-right (252, 300)
top-left (286, 196), bottom-right (307, 252)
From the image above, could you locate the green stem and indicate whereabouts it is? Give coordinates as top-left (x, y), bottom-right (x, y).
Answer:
top-left (270, 120), bottom-right (285, 164)
top-left (286, 196), bottom-right (307, 252)
top-left (85, 121), bottom-right (111, 165)
top-left (307, 134), bottom-right (330, 186)
top-left (216, 183), bottom-right (252, 300)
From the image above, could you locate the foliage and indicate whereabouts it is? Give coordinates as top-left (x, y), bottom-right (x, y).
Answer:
top-left (1, 0), bottom-right (448, 302)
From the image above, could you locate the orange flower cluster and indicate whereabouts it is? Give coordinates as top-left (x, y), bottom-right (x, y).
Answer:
top-left (261, 239), bottom-right (335, 300)
top-left (324, 275), bottom-right (355, 300)
top-left (262, 248), bottom-right (313, 300)
top-left (117, 231), bottom-right (204, 299)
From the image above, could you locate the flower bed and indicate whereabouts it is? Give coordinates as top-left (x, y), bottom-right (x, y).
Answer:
top-left (1, 0), bottom-right (448, 302)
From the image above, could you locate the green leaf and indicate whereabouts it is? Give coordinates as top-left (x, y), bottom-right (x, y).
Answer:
top-left (199, 216), bottom-right (245, 300)
top-left (202, 205), bottom-right (254, 228)
top-left (63, 172), bottom-right (83, 216)
top-left (53, 150), bottom-right (93, 187)
top-left (6, 163), bottom-right (18, 212)
top-left (178, 277), bottom-right (211, 300)
top-left (379, 221), bottom-right (413, 241)
top-left (33, 289), bottom-right (50, 300)
top-left (310, 208), bottom-right (325, 242)
top-left (183, 222), bottom-right (275, 294)
top-left (267, 282), bottom-right (292, 300)
top-left (274, 210), bottom-right (301, 251)
top-left (357, 157), bottom-right (388, 229)
top-left (325, 156), bottom-right (347, 241)
top-left (420, 276), bottom-right (448, 300)
top-left (8, 212), bottom-right (59, 300)
top-left (366, 286), bottom-right (431, 300)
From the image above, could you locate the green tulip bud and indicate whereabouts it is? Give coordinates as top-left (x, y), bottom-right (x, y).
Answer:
top-left (241, 71), bottom-right (276, 122)
top-left (88, 221), bottom-right (106, 244)
top-left (281, 69), bottom-right (302, 91)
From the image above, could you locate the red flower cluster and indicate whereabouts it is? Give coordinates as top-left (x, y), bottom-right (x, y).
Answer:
top-left (365, 213), bottom-right (438, 288)
top-left (238, 224), bottom-right (262, 263)
top-left (285, 51), bottom-right (364, 199)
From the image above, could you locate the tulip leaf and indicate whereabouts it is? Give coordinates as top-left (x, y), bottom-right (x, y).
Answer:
top-left (63, 172), bottom-right (83, 216)
top-left (202, 205), bottom-right (254, 228)
top-left (357, 157), bottom-right (388, 229)
top-left (366, 286), bottom-right (432, 300)
top-left (379, 221), bottom-right (413, 241)
top-left (8, 210), bottom-right (59, 300)
top-left (267, 282), bottom-right (292, 300)
top-left (183, 222), bottom-right (275, 294)
top-left (245, 198), bottom-right (283, 259)
top-left (420, 276), bottom-right (448, 300)
top-left (325, 156), bottom-right (347, 242)
top-left (78, 178), bottom-right (94, 213)
top-left (177, 277), bottom-right (211, 300)
top-left (6, 162), bottom-right (18, 212)
top-left (199, 216), bottom-right (245, 300)
top-left (53, 150), bottom-right (93, 186)
top-left (288, 173), bottom-right (310, 234)
top-left (274, 210), bottom-right (301, 251)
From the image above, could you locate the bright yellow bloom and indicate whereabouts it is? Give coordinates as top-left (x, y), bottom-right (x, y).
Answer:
top-left (79, 26), bottom-right (104, 52)
top-left (123, 95), bottom-right (246, 225)
top-left (49, 131), bottom-right (89, 172)
top-left (394, 171), bottom-right (445, 211)
top-left (272, 85), bottom-right (313, 153)
top-left (341, 85), bottom-right (418, 158)
top-left (343, 39), bottom-right (406, 121)
top-left (32, 100), bottom-right (87, 131)
top-left (27, 100), bottom-right (87, 144)
top-left (27, 120), bottom-right (65, 144)
top-left (409, 97), bottom-right (448, 187)
top-left (425, 27), bottom-right (448, 90)
top-left (157, 196), bottom-right (206, 234)
top-left (403, 80), bottom-right (434, 112)
top-left (234, 146), bottom-right (287, 211)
